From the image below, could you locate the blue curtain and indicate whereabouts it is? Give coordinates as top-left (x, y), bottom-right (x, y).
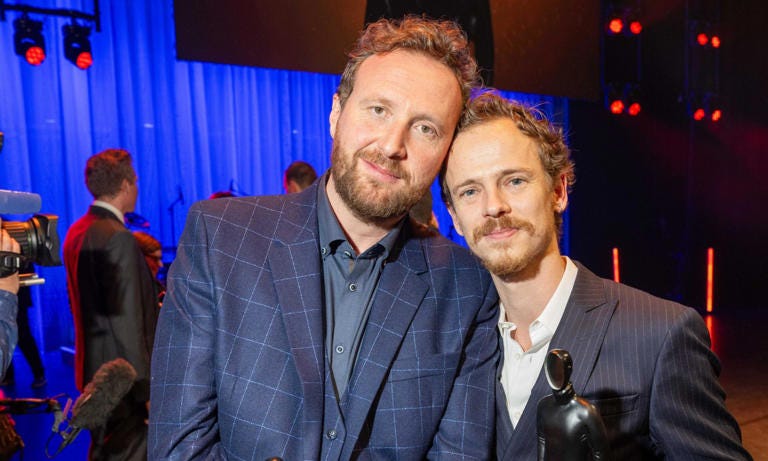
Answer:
top-left (0, 0), bottom-right (567, 351)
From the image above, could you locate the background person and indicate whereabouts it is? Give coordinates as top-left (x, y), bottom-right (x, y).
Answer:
top-left (63, 149), bottom-right (159, 460)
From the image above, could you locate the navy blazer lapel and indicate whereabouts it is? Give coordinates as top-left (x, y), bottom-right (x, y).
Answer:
top-left (342, 227), bottom-right (429, 450)
top-left (267, 186), bottom-right (326, 458)
top-left (504, 261), bottom-right (617, 457)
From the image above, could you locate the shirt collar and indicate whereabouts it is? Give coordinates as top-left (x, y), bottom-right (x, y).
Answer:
top-left (92, 200), bottom-right (125, 224)
top-left (316, 172), bottom-right (404, 260)
top-left (497, 256), bottom-right (579, 349)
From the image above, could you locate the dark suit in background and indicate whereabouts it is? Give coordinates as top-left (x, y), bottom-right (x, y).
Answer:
top-left (149, 183), bottom-right (499, 460)
top-left (496, 263), bottom-right (751, 460)
top-left (64, 205), bottom-right (158, 460)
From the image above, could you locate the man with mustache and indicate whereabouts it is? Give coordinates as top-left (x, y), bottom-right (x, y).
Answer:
top-left (441, 92), bottom-right (750, 460)
top-left (150, 17), bottom-right (498, 460)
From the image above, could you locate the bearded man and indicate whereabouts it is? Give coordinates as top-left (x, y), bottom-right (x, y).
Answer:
top-left (149, 17), bottom-right (499, 460)
top-left (441, 91), bottom-right (750, 460)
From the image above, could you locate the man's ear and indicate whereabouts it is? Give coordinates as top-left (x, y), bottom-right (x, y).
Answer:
top-left (329, 93), bottom-right (341, 139)
top-left (446, 204), bottom-right (466, 237)
top-left (553, 173), bottom-right (569, 213)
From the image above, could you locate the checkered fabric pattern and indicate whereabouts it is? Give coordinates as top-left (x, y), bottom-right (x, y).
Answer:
top-left (149, 182), bottom-right (499, 461)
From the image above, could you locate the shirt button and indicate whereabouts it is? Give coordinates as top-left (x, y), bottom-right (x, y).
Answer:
top-left (343, 250), bottom-right (352, 258)
top-left (326, 429), bottom-right (337, 440)
top-left (335, 344), bottom-right (344, 354)
top-left (321, 247), bottom-right (327, 255)
top-left (348, 283), bottom-right (357, 292)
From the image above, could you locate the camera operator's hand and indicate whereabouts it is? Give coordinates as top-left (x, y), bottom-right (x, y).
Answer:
top-left (0, 219), bottom-right (21, 295)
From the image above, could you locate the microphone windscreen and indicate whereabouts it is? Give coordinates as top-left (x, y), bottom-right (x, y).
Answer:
top-left (71, 358), bottom-right (137, 430)
top-left (0, 189), bottom-right (42, 214)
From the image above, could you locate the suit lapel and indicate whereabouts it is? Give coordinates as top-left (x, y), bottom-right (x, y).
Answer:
top-left (267, 187), bottom-right (326, 459)
top-left (505, 262), bottom-right (617, 457)
top-left (341, 228), bottom-right (429, 452)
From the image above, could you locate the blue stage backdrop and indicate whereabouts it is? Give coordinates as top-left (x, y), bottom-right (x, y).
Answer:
top-left (0, 0), bottom-right (567, 352)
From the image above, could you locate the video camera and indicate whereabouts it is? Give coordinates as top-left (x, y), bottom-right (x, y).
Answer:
top-left (0, 189), bottom-right (62, 284)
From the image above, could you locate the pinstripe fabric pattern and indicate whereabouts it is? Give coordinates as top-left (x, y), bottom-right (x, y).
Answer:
top-left (496, 262), bottom-right (751, 461)
top-left (149, 182), bottom-right (499, 460)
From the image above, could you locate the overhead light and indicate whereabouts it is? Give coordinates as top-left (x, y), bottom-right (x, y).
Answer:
top-left (13, 15), bottom-right (46, 66)
top-left (63, 23), bottom-right (93, 69)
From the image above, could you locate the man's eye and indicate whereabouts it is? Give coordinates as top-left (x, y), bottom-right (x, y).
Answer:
top-left (371, 106), bottom-right (385, 115)
top-left (459, 188), bottom-right (477, 198)
top-left (508, 177), bottom-right (525, 186)
top-left (418, 124), bottom-right (436, 136)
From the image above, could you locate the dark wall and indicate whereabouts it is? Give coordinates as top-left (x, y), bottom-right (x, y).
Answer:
top-left (568, 1), bottom-right (767, 310)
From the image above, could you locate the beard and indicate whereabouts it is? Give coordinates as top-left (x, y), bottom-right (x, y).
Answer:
top-left (331, 142), bottom-right (429, 222)
top-left (468, 214), bottom-right (554, 280)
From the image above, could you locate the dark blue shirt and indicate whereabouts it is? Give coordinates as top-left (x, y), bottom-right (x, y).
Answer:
top-left (317, 178), bottom-right (403, 398)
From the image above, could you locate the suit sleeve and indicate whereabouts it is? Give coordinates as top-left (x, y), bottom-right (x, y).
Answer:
top-left (103, 231), bottom-right (154, 400)
top-left (650, 308), bottom-right (752, 460)
top-left (429, 281), bottom-right (499, 460)
top-left (0, 290), bottom-right (17, 379)
top-left (149, 203), bottom-right (223, 459)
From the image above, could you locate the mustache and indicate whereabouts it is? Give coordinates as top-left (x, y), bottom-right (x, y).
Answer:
top-left (472, 215), bottom-right (534, 242)
top-left (356, 149), bottom-right (410, 181)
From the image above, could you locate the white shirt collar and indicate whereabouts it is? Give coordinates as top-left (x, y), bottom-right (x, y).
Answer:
top-left (498, 256), bottom-right (578, 335)
top-left (92, 200), bottom-right (125, 225)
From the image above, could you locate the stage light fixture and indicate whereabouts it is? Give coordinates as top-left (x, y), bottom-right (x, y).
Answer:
top-left (608, 18), bottom-right (624, 34)
top-left (711, 36), bottom-right (721, 48)
top-left (629, 21), bottom-right (642, 35)
top-left (63, 23), bottom-right (93, 69)
top-left (13, 15), bottom-right (46, 66)
top-left (693, 108), bottom-right (706, 121)
top-left (610, 99), bottom-right (625, 114)
top-left (711, 109), bottom-right (722, 122)
top-left (627, 102), bottom-right (641, 116)
top-left (697, 33), bottom-right (709, 46)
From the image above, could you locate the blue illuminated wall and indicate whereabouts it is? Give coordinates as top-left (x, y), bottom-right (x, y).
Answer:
top-left (0, 0), bottom-right (567, 351)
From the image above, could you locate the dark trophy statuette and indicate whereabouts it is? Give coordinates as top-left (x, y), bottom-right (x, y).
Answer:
top-left (537, 349), bottom-right (611, 461)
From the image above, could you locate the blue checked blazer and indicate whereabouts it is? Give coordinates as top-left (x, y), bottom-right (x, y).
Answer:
top-left (495, 262), bottom-right (751, 460)
top-left (149, 181), bottom-right (499, 460)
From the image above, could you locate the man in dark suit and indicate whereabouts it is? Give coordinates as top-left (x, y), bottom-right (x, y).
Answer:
top-left (63, 149), bottom-right (159, 460)
top-left (149, 17), bottom-right (499, 460)
top-left (441, 92), bottom-right (751, 460)
top-left (0, 222), bottom-right (20, 379)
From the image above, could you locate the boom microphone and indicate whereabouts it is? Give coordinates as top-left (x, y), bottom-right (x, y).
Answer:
top-left (72, 357), bottom-right (137, 430)
top-left (53, 358), bottom-right (137, 454)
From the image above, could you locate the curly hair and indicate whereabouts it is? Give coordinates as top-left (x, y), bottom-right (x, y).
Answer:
top-left (336, 16), bottom-right (478, 107)
top-left (440, 91), bottom-right (575, 234)
top-left (85, 148), bottom-right (136, 199)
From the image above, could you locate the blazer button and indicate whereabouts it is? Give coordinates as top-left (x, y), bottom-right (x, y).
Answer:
top-left (326, 429), bottom-right (338, 440)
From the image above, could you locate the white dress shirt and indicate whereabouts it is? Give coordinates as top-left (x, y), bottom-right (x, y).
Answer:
top-left (93, 200), bottom-right (125, 224)
top-left (498, 256), bottom-right (578, 427)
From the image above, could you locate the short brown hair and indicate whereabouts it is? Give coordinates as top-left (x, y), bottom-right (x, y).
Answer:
top-left (85, 149), bottom-right (136, 199)
top-left (336, 16), bottom-right (478, 108)
top-left (440, 91), bottom-right (575, 233)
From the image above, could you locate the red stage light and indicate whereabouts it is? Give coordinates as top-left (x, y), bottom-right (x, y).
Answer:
top-left (711, 109), bottom-right (722, 122)
top-left (629, 21), bottom-right (642, 34)
top-left (697, 33), bottom-right (709, 46)
top-left (608, 18), bottom-right (623, 34)
top-left (693, 108), bottom-right (706, 120)
top-left (706, 248), bottom-right (714, 313)
top-left (612, 248), bottom-right (620, 283)
top-left (628, 102), bottom-right (641, 116)
top-left (711, 36), bottom-right (721, 48)
top-left (610, 100), bottom-right (625, 114)
top-left (25, 45), bottom-right (45, 66)
top-left (75, 51), bottom-right (93, 70)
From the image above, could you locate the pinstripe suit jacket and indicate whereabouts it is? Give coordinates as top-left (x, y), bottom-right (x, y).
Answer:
top-left (149, 182), bottom-right (499, 461)
top-left (496, 262), bottom-right (751, 460)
